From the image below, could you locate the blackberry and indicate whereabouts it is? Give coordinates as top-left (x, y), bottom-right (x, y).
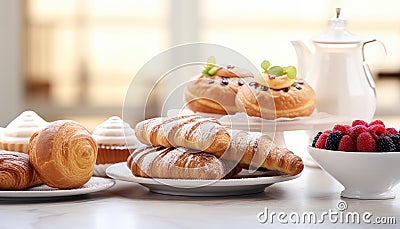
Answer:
top-left (220, 77), bottom-right (229, 86)
top-left (261, 85), bottom-right (269, 91)
top-left (389, 134), bottom-right (400, 151)
top-left (377, 136), bottom-right (396, 152)
top-left (325, 131), bottom-right (343, 151)
top-left (312, 132), bottom-right (323, 147)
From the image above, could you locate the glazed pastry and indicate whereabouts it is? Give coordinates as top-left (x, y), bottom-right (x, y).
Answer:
top-left (184, 57), bottom-right (253, 114)
top-left (29, 120), bottom-right (97, 189)
top-left (213, 130), bottom-right (304, 176)
top-left (135, 115), bottom-right (230, 153)
top-left (92, 116), bottom-right (142, 177)
top-left (0, 111), bottom-right (48, 154)
top-left (0, 151), bottom-right (42, 190)
top-left (236, 61), bottom-right (316, 119)
top-left (127, 145), bottom-right (241, 180)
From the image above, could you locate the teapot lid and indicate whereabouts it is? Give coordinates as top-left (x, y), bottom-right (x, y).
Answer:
top-left (312, 8), bottom-right (361, 44)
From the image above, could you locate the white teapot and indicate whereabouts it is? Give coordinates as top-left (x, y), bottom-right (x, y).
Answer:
top-left (291, 8), bottom-right (379, 120)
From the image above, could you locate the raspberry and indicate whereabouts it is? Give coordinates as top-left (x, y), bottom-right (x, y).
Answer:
top-left (352, 120), bottom-right (368, 127)
top-left (323, 130), bottom-right (332, 134)
top-left (385, 128), bottom-right (399, 136)
top-left (389, 134), bottom-right (400, 151)
top-left (315, 133), bottom-right (329, 149)
top-left (349, 125), bottom-right (368, 139)
top-left (332, 125), bottom-right (351, 135)
top-left (325, 131), bottom-right (343, 151)
top-left (368, 124), bottom-right (386, 140)
top-left (369, 120), bottom-right (385, 127)
top-left (356, 132), bottom-right (377, 152)
top-left (338, 135), bottom-right (356, 152)
top-left (377, 136), bottom-right (396, 152)
top-left (312, 132), bottom-right (323, 147)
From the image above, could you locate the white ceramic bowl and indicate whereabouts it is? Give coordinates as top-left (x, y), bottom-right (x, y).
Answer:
top-left (308, 146), bottom-right (400, 199)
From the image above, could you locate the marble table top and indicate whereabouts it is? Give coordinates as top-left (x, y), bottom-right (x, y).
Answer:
top-left (1, 166), bottom-right (399, 229)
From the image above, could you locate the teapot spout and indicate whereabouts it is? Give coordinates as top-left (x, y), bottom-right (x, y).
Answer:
top-left (291, 40), bottom-right (312, 78)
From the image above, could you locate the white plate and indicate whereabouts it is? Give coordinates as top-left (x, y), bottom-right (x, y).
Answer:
top-left (0, 177), bottom-right (115, 198)
top-left (106, 162), bottom-right (301, 196)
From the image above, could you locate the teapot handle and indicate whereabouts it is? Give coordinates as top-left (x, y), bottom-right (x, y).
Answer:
top-left (362, 39), bottom-right (387, 96)
top-left (362, 62), bottom-right (376, 96)
top-left (362, 39), bottom-right (387, 62)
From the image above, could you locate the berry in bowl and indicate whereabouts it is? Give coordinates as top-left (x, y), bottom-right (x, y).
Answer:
top-left (308, 119), bottom-right (400, 199)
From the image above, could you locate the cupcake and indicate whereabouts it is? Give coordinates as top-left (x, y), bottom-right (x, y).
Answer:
top-left (0, 110), bottom-right (48, 154)
top-left (92, 116), bottom-right (142, 177)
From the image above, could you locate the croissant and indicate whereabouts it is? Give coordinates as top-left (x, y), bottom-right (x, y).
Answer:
top-left (135, 115), bottom-right (230, 153)
top-left (212, 131), bottom-right (304, 176)
top-left (127, 145), bottom-right (241, 180)
top-left (0, 151), bottom-right (42, 190)
top-left (28, 120), bottom-right (98, 189)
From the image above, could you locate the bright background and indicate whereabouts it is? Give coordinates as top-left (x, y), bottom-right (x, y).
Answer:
top-left (0, 0), bottom-right (399, 130)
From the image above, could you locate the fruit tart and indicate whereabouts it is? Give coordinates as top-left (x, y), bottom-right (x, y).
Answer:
top-left (184, 56), bottom-right (253, 115)
top-left (236, 60), bottom-right (316, 119)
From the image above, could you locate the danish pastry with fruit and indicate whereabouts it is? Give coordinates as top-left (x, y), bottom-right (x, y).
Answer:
top-left (184, 56), bottom-right (253, 115)
top-left (236, 60), bottom-right (316, 119)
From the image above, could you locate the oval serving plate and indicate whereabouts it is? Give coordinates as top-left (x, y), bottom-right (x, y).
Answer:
top-left (106, 162), bottom-right (300, 197)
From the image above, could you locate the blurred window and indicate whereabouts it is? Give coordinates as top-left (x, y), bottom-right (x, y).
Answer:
top-left (25, 0), bottom-right (167, 118)
top-left (24, 0), bottom-right (400, 124)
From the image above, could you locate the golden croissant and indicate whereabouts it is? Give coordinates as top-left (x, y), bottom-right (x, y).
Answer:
top-left (127, 145), bottom-right (241, 180)
top-left (135, 115), bottom-right (230, 153)
top-left (28, 120), bottom-right (98, 189)
top-left (0, 151), bottom-right (42, 190)
top-left (212, 131), bottom-right (304, 176)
